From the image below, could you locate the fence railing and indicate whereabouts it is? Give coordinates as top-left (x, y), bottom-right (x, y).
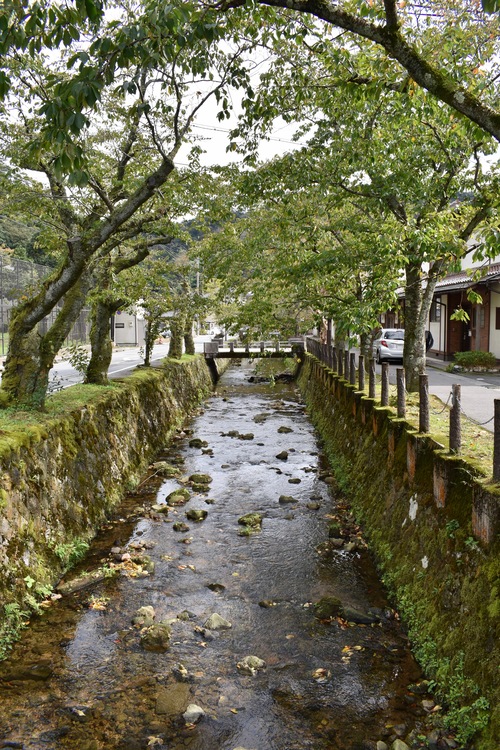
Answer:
top-left (0, 254), bottom-right (90, 356)
top-left (305, 336), bottom-right (500, 482)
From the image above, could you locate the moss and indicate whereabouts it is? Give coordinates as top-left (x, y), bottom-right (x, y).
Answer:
top-left (0, 355), bottom-right (216, 659)
top-left (297, 354), bottom-right (500, 749)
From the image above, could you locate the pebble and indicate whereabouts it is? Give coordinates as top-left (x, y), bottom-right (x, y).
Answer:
top-left (182, 704), bottom-right (205, 724)
top-left (236, 655), bottom-right (266, 675)
top-left (391, 741), bottom-right (410, 750)
top-left (132, 606), bottom-right (155, 627)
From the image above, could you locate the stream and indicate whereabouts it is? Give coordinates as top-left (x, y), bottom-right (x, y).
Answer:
top-left (0, 360), bottom-right (434, 750)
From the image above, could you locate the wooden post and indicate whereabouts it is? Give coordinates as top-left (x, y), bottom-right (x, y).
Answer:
top-left (332, 348), bottom-right (338, 372)
top-left (260, 341), bottom-right (265, 352)
top-left (381, 362), bottom-right (389, 406)
top-left (449, 384), bottom-right (461, 454)
top-left (358, 355), bottom-right (365, 391)
top-left (396, 368), bottom-right (406, 418)
top-left (419, 374), bottom-right (430, 433)
top-left (369, 358), bottom-right (376, 399)
top-left (494, 400), bottom-right (500, 482)
top-left (349, 352), bottom-right (356, 385)
top-left (344, 351), bottom-right (350, 381)
top-left (338, 349), bottom-right (344, 377)
top-left (229, 342), bottom-right (234, 353)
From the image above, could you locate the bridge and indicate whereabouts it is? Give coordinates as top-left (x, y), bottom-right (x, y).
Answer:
top-left (203, 338), bottom-right (305, 358)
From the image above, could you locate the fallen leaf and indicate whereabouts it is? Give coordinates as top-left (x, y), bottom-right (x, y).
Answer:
top-left (230, 708), bottom-right (238, 714)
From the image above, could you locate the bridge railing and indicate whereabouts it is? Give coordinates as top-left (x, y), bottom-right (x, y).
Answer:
top-left (204, 339), bottom-right (304, 357)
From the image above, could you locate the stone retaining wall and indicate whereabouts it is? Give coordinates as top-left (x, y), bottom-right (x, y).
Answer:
top-left (0, 357), bottom-right (223, 624)
top-left (298, 354), bottom-right (500, 749)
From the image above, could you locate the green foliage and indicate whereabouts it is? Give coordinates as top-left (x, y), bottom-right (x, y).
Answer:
top-left (453, 351), bottom-right (497, 370)
top-left (0, 602), bottom-right (29, 661)
top-left (65, 342), bottom-right (91, 376)
top-left (52, 538), bottom-right (89, 568)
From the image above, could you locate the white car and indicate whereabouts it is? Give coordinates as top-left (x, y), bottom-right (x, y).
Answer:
top-left (373, 329), bottom-right (405, 363)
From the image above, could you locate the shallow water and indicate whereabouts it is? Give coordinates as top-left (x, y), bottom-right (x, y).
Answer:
top-left (0, 360), bottom-right (429, 750)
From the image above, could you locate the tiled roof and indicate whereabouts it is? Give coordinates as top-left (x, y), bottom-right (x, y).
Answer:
top-left (434, 262), bottom-right (500, 292)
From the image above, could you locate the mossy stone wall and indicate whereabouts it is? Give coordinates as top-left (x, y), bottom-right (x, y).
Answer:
top-left (0, 357), bottom-right (221, 620)
top-left (298, 354), bottom-right (500, 749)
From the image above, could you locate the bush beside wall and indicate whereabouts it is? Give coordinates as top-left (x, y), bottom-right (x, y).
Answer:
top-left (298, 354), bottom-right (500, 749)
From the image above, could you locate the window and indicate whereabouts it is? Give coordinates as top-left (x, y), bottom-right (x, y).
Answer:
top-left (496, 307), bottom-right (500, 330)
top-left (430, 297), bottom-right (441, 322)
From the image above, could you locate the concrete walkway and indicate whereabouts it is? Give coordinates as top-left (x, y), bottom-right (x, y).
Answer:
top-left (425, 355), bottom-right (500, 433)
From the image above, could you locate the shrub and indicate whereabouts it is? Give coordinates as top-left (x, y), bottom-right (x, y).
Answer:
top-left (453, 351), bottom-right (497, 370)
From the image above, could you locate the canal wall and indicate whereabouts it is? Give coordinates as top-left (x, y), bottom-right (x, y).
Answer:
top-left (0, 357), bottom-right (224, 652)
top-left (298, 354), bottom-right (500, 750)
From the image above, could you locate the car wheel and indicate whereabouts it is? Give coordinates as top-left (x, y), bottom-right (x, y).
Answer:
top-left (376, 349), bottom-right (383, 364)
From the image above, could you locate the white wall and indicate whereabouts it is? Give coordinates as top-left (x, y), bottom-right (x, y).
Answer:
top-left (488, 285), bottom-right (500, 358)
top-left (113, 311), bottom-right (145, 346)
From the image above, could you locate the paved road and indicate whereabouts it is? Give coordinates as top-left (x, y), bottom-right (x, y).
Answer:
top-left (46, 339), bottom-right (500, 433)
top-left (375, 359), bottom-right (500, 433)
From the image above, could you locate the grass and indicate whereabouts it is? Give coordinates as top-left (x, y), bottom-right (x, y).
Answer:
top-left (0, 382), bottom-right (121, 440)
top-left (363, 380), bottom-right (494, 478)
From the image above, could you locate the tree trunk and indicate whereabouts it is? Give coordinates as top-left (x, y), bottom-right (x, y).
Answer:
top-left (403, 260), bottom-right (438, 392)
top-left (85, 298), bottom-right (122, 385)
top-left (1, 272), bottom-right (93, 407)
top-left (184, 315), bottom-right (195, 355)
top-left (144, 319), bottom-right (156, 367)
top-left (168, 313), bottom-right (185, 359)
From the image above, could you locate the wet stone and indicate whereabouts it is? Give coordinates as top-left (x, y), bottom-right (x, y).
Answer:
top-left (277, 426), bottom-right (293, 433)
top-left (183, 704), bottom-right (205, 724)
top-left (150, 462), bottom-right (180, 478)
top-left (314, 596), bottom-right (343, 619)
top-left (189, 473), bottom-right (212, 484)
top-left (288, 477), bottom-right (301, 484)
top-left (191, 483), bottom-right (210, 493)
top-left (188, 438), bottom-right (208, 449)
top-left (238, 513), bottom-right (263, 528)
top-left (206, 583), bottom-right (225, 593)
top-left (140, 622), bottom-right (171, 652)
top-left (155, 683), bottom-right (191, 716)
top-left (236, 655), bottom-right (266, 675)
top-left (238, 433), bottom-right (254, 440)
top-left (306, 501), bottom-right (321, 510)
top-left (276, 451), bottom-right (289, 460)
top-left (166, 489), bottom-right (190, 505)
top-left (132, 606), bottom-right (155, 627)
top-left (279, 495), bottom-right (298, 504)
top-left (172, 522), bottom-right (190, 533)
top-left (204, 613), bottom-right (232, 630)
top-left (185, 509), bottom-right (208, 522)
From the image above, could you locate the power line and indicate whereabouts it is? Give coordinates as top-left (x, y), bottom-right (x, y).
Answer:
top-left (192, 122), bottom-right (307, 146)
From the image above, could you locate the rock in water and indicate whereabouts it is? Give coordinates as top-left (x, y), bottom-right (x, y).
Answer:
top-left (276, 451), bottom-right (288, 460)
top-left (140, 622), bottom-right (171, 652)
top-left (183, 704), bottom-right (205, 724)
top-left (238, 513), bottom-right (263, 528)
top-left (186, 509), bottom-right (208, 522)
top-left (189, 473), bottom-right (213, 484)
top-left (314, 596), bottom-right (343, 619)
top-left (132, 605), bottom-right (155, 627)
top-left (236, 655), bottom-right (267, 675)
top-left (204, 613), bottom-right (232, 630)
